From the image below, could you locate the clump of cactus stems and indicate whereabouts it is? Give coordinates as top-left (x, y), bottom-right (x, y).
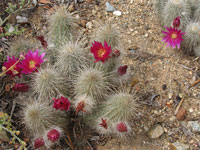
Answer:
top-left (31, 65), bottom-right (70, 102)
top-left (48, 5), bottom-right (77, 47)
top-left (9, 38), bottom-right (36, 57)
top-left (194, 45), bottom-right (200, 56)
top-left (162, 0), bottom-right (191, 29)
top-left (23, 100), bottom-right (68, 135)
top-left (74, 65), bottom-right (113, 102)
top-left (54, 40), bottom-right (90, 80)
top-left (182, 22), bottom-right (200, 54)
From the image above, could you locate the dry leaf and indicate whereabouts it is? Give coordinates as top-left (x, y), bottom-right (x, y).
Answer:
top-left (176, 107), bottom-right (186, 121)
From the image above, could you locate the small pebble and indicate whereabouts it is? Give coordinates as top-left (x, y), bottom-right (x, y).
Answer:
top-left (113, 10), bottom-right (122, 16)
top-left (106, 2), bottom-right (116, 12)
top-left (162, 84), bottom-right (167, 90)
top-left (148, 124), bottom-right (164, 139)
top-left (16, 16), bottom-right (28, 23)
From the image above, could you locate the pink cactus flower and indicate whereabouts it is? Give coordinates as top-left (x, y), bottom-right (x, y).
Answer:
top-left (173, 16), bottom-right (181, 28)
top-left (47, 129), bottom-right (60, 142)
top-left (118, 65), bottom-right (128, 76)
top-left (90, 41), bottom-right (112, 63)
top-left (13, 83), bottom-right (29, 92)
top-left (19, 49), bottom-right (45, 74)
top-left (3, 56), bottom-right (21, 77)
top-left (116, 122), bottom-right (128, 132)
top-left (53, 96), bottom-right (70, 111)
top-left (162, 26), bottom-right (185, 49)
top-left (34, 138), bottom-right (45, 149)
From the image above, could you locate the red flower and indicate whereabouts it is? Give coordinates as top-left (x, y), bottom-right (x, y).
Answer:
top-left (13, 83), bottom-right (29, 92)
top-left (37, 36), bottom-right (48, 48)
top-left (47, 129), bottom-right (60, 142)
top-left (3, 56), bottom-right (21, 77)
top-left (118, 65), bottom-right (128, 76)
top-left (173, 16), bottom-right (181, 28)
top-left (75, 101), bottom-right (86, 114)
top-left (53, 96), bottom-right (70, 111)
top-left (19, 49), bottom-right (45, 74)
top-left (34, 138), bottom-right (45, 149)
top-left (116, 122), bottom-right (128, 132)
top-left (90, 41), bottom-right (112, 63)
top-left (99, 118), bottom-right (108, 129)
top-left (112, 49), bottom-right (120, 57)
top-left (162, 26), bottom-right (185, 49)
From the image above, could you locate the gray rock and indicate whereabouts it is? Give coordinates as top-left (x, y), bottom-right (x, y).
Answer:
top-left (106, 2), bottom-right (116, 12)
top-left (188, 121), bottom-right (200, 133)
top-left (148, 124), bottom-right (164, 139)
top-left (8, 25), bottom-right (15, 33)
top-left (16, 16), bottom-right (28, 24)
top-left (171, 142), bottom-right (189, 150)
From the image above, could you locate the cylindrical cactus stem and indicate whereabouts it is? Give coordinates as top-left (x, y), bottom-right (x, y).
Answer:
top-left (74, 65), bottom-right (113, 101)
top-left (31, 65), bottom-right (70, 102)
top-left (47, 6), bottom-right (77, 47)
top-left (182, 22), bottom-right (200, 54)
top-left (91, 22), bottom-right (122, 50)
top-left (22, 100), bottom-right (68, 135)
top-left (194, 45), bottom-right (200, 56)
top-left (54, 40), bottom-right (90, 80)
top-left (163, 0), bottom-right (191, 29)
top-left (100, 91), bottom-right (141, 123)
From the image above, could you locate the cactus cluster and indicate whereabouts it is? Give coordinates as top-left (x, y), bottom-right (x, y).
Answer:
top-left (3, 5), bottom-right (144, 149)
top-left (154, 0), bottom-right (200, 55)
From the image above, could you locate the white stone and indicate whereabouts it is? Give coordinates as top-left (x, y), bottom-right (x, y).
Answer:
top-left (113, 11), bottom-right (122, 16)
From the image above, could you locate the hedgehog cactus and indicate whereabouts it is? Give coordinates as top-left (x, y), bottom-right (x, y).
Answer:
top-left (31, 66), bottom-right (70, 102)
top-left (23, 101), bottom-right (68, 134)
top-left (55, 41), bottom-right (90, 80)
top-left (91, 23), bottom-right (122, 50)
top-left (48, 6), bottom-right (77, 47)
top-left (100, 92), bottom-right (141, 122)
top-left (74, 65), bottom-right (113, 101)
top-left (153, 0), bottom-right (168, 24)
top-left (9, 38), bottom-right (36, 57)
top-left (194, 45), bottom-right (200, 56)
top-left (163, 0), bottom-right (191, 29)
top-left (194, 6), bottom-right (200, 21)
top-left (182, 22), bottom-right (200, 54)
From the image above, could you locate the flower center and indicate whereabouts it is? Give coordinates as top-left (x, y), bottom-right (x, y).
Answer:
top-left (97, 49), bottom-right (106, 58)
top-left (29, 60), bottom-right (36, 68)
top-left (171, 33), bottom-right (177, 39)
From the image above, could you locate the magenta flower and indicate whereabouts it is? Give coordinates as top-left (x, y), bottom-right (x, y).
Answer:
top-left (162, 26), bottom-right (185, 49)
top-left (53, 96), bottom-right (70, 111)
top-left (47, 129), bottom-right (60, 142)
top-left (118, 65), bottom-right (128, 76)
top-left (173, 16), bottom-right (181, 28)
top-left (3, 56), bottom-right (21, 77)
top-left (19, 49), bottom-right (45, 74)
top-left (13, 83), bottom-right (29, 92)
top-left (116, 122), bottom-right (128, 132)
top-left (34, 138), bottom-right (45, 149)
top-left (90, 41), bottom-right (112, 63)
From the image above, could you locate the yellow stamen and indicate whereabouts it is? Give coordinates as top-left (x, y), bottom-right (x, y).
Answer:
top-left (171, 33), bottom-right (177, 39)
top-left (29, 60), bottom-right (36, 68)
top-left (97, 49), bottom-right (106, 58)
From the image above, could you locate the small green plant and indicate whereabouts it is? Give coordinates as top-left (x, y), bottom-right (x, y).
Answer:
top-left (0, 24), bottom-right (25, 38)
top-left (0, 112), bottom-right (27, 149)
top-left (31, 65), bottom-right (70, 102)
top-left (48, 6), bottom-right (77, 47)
